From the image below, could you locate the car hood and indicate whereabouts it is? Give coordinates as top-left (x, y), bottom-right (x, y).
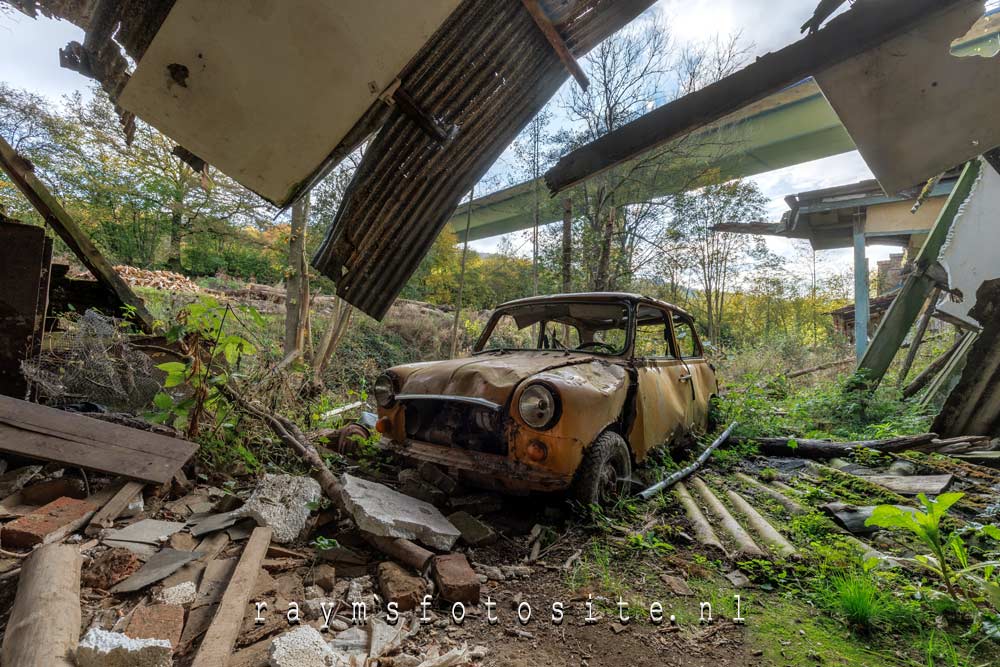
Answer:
top-left (389, 351), bottom-right (619, 406)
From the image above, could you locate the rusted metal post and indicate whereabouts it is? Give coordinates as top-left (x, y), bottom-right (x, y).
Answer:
top-left (451, 186), bottom-right (474, 359)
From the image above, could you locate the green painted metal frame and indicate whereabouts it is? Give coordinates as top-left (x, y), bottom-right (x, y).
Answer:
top-left (856, 159), bottom-right (982, 387)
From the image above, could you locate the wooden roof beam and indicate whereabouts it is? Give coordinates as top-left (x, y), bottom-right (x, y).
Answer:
top-left (0, 135), bottom-right (155, 333)
top-left (521, 0), bottom-right (589, 91)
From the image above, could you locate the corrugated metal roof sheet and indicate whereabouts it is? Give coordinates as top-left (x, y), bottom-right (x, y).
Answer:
top-left (312, 0), bottom-right (656, 320)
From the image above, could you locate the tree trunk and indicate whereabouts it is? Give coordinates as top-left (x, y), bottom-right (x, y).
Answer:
top-left (312, 297), bottom-right (353, 385)
top-left (562, 198), bottom-right (573, 293)
top-left (595, 205), bottom-right (614, 291)
top-left (167, 210), bottom-right (183, 271)
top-left (284, 195), bottom-right (310, 357)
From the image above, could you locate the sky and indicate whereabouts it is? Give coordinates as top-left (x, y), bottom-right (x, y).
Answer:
top-left (0, 1), bottom-right (899, 280)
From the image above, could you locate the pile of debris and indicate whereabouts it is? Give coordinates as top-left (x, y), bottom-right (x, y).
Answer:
top-left (114, 266), bottom-right (202, 293)
top-left (0, 394), bottom-right (512, 667)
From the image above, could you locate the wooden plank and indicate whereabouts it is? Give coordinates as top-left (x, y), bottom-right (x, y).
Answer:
top-left (1, 543), bottom-right (80, 667)
top-left (191, 526), bottom-right (272, 667)
top-left (85, 481), bottom-right (144, 536)
top-left (544, 0), bottom-right (964, 192)
top-left (0, 135), bottom-right (154, 332)
top-left (858, 160), bottom-right (981, 387)
top-left (0, 223), bottom-right (49, 398)
top-left (0, 395), bottom-right (197, 484)
top-left (951, 452), bottom-right (1000, 469)
top-left (520, 0), bottom-right (589, 91)
top-left (865, 474), bottom-right (954, 496)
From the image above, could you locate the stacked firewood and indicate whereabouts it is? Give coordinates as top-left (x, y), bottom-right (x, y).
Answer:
top-left (114, 265), bottom-right (201, 293)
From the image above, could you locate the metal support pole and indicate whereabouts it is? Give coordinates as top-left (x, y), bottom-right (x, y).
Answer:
top-left (450, 186), bottom-right (474, 359)
top-left (853, 214), bottom-right (870, 361)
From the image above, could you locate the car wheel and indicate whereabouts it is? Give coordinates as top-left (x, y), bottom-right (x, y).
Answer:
top-left (571, 431), bottom-right (632, 509)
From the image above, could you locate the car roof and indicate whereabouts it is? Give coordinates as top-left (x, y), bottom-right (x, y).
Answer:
top-left (496, 292), bottom-right (695, 319)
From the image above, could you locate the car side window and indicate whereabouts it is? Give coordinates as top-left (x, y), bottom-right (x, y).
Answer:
top-left (673, 316), bottom-right (701, 358)
top-left (634, 309), bottom-right (677, 359)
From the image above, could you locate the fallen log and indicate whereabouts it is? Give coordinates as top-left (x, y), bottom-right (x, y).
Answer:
top-left (639, 422), bottom-right (736, 499)
top-left (689, 477), bottom-right (764, 558)
top-left (733, 432), bottom-right (937, 459)
top-left (674, 482), bottom-right (726, 557)
top-left (784, 357), bottom-right (853, 379)
top-left (1, 543), bottom-right (81, 667)
top-left (363, 534), bottom-right (434, 571)
top-left (220, 384), bottom-right (434, 566)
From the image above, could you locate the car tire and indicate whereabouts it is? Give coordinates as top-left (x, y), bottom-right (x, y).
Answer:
top-left (571, 430), bottom-right (632, 509)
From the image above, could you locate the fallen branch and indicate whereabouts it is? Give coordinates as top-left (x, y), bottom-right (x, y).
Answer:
top-left (638, 422), bottom-right (737, 499)
top-left (732, 432), bottom-right (937, 459)
top-left (784, 357), bottom-right (853, 379)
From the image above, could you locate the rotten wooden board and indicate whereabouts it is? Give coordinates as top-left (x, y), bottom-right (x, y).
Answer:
top-left (0, 395), bottom-right (197, 484)
top-left (864, 474), bottom-right (954, 496)
top-left (190, 527), bottom-right (272, 667)
top-left (85, 481), bottom-right (144, 536)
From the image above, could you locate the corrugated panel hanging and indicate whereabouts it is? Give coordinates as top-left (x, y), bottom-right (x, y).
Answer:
top-left (312, 0), bottom-right (656, 319)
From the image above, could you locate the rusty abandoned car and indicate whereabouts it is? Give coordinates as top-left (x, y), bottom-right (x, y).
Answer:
top-left (374, 293), bottom-right (719, 506)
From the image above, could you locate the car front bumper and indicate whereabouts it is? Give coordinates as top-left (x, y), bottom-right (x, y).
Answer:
top-left (379, 437), bottom-right (573, 494)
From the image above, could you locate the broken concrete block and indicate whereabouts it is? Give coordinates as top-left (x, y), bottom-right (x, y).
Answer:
top-left (448, 493), bottom-right (502, 515)
top-left (82, 547), bottom-right (142, 590)
top-left (418, 462), bottom-right (458, 495)
top-left (432, 553), bottom-right (480, 604)
top-left (340, 474), bottom-right (460, 551)
top-left (157, 581), bottom-right (197, 605)
top-left (447, 511), bottom-right (497, 547)
top-left (0, 496), bottom-right (94, 548)
top-left (76, 628), bottom-right (172, 667)
top-left (378, 561), bottom-right (427, 611)
top-left (235, 474), bottom-right (321, 544)
top-left (305, 563), bottom-right (337, 592)
top-left (126, 604), bottom-right (185, 651)
top-left (268, 626), bottom-right (338, 667)
top-left (398, 469), bottom-right (446, 506)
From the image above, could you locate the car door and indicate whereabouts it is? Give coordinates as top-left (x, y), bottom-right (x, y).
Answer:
top-left (671, 313), bottom-right (713, 430)
top-left (627, 304), bottom-right (694, 461)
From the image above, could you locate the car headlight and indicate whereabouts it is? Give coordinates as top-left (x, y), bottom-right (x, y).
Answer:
top-left (518, 384), bottom-right (559, 430)
top-left (374, 374), bottom-right (396, 408)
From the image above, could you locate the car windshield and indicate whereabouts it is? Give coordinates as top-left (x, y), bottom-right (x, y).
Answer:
top-left (475, 301), bottom-right (630, 355)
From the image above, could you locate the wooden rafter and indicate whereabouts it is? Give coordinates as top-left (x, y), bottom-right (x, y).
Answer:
top-left (0, 135), bottom-right (154, 332)
top-left (520, 0), bottom-right (589, 91)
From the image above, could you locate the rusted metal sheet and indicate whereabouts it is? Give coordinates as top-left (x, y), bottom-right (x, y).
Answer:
top-left (312, 0), bottom-right (657, 319)
top-left (0, 221), bottom-right (52, 399)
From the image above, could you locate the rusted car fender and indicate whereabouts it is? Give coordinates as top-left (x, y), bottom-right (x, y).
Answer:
top-left (507, 359), bottom-right (631, 478)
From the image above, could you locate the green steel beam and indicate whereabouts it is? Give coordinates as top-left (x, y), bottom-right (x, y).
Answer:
top-left (449, 79), bottom-right (854, 242)
top-left (856, 159), bottom-right (982, 387)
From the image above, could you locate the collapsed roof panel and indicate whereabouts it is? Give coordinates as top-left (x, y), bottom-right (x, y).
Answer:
top-left (815, 2), bottom-right (1000, 195)
top-left (311, 0), bottom-right (657, 320)
top-left (117, 0), bottom-right (463, 205)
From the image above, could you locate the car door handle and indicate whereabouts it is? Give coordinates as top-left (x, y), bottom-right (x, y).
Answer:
top-left (679, 373), bottom-right (691, 382)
